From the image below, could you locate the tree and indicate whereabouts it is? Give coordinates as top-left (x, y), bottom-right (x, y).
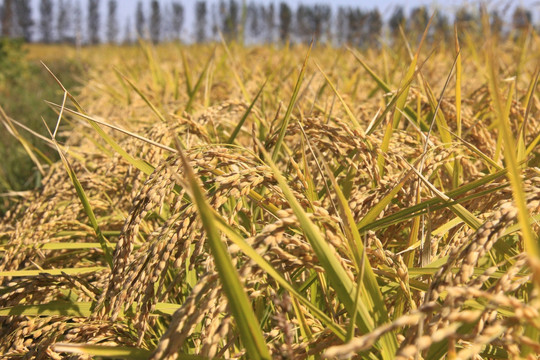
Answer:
top-left (0, 3), bottom-right (3, 35)
top-left (345, 8), bottom-right (367, 47)
top-left (296, 5), bottom-right (308, 42)
top-left (88, 0), bottom-right (100, 44)
top-left (40, 0), bottom-right (53, 43)
top-left (512, 6), bottom-right (532, 32)
top-left (150, 0), bottom-right (160, 43)
top-left (296, 5), bottom-right (330, 44)
top-left (490, 11), bottom-right (503, 39)
top-left (261, 3), bottom-right (274, 43)
top-left (230, 0), bottom-right (240, 40)
top-left (246, 2), bottom-right (261, 41)
top-left (57, 0), bottom-right (70, 43)
top-left (195, 1), bottom-right (207, 42)
top-left (335, 7), bottom-right (347, 45)
top-left (74, 0), bottom-right (82, 46)
top-left (366, 9), bottom-right (382, 47)
top-left (211, 2), bottom-right (220, 39)
top-left (1, 0), bottom-right (13, 37)
top-left (107, 0), bottom-right (118, 44)
top-left (195, 1), bottom-right (207, 43)
top-left (0, 2), bottom-right (3, 35)
top-left (455, 7), bottom-right (477, 37)
top-left (408, 6), bottom-right (428, 43)
top-left (171, 2), bottom-right (184, 41)
top-left (123, 17), bottom-right (132, 44)
top-left (14, 0), bottom-right (33, 41)
top-left (278, 2), bottom-right (291, 44)
top-left (389, 7), bottom-right (405, 41)
top-left (220, 0), bottom-right (240, 42)
top-left (433, 12), bottom-right (450, 43)
top-left (136, 1), bottom-right (145, 39)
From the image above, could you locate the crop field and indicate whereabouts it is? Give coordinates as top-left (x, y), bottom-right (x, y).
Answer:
top-left (1, 20), bottom-right (540, 360)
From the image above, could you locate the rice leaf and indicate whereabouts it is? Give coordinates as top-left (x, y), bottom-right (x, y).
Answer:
top-left (261, 144), bottom-right (398, 360)
top-left (0, 267), bottom-right (105, 277)
top-left (272, 43), bottom-right (312, 162)
top-left (42, 63), bottom-right (155, 176)
top-left (314, 61), bottom-right (362, 131)
top-left (404, 160), bottom-right (482, 230)
top-left (0, 301), bottom-right (181, 317)
top-left (227, 80), bottom-right (266, 144)
top-left (52, 344), bottom-right (152, 360)
top-left (454, 26), bottom-right (463, 187)
top-left (42, 113), bottom-right (114, 269)
top-left (219, 35), bottom-right (250, 101)
top-left (115, 69), bottom-right (168, 123)
top-left (520, 66), bottom-right (539, 160)
top-left (211, 206), bottom-right (347, 340)
top-left (486, 31), bottom-right (539, 259)
top-left (173, 141), bottom-right (271, 360)
top-left (185, 47), bottom-right (216, 112)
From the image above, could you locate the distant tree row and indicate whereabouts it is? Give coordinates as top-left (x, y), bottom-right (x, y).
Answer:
top-left (0, 0), bottom-right (536, 46)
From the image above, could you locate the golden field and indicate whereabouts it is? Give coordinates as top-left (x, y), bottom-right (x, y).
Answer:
top-left (1, 26), bottom-right (540, 359)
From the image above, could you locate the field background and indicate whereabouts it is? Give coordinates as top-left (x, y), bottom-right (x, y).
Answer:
top-left (1, 4), bottom-right (540, 360)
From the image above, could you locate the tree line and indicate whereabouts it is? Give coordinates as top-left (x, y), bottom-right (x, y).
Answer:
top-left (0, 0), bottom-right (536, 46)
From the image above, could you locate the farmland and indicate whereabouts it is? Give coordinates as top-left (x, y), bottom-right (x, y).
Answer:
top-left (1, 16), bottom-right (540, 360)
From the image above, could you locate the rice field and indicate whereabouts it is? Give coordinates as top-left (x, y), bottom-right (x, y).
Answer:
top-left (1, 23), bottom-right (540, 360)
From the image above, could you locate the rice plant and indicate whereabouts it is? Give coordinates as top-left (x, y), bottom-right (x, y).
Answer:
top-left (1, 23), bottom-right (540, 360)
